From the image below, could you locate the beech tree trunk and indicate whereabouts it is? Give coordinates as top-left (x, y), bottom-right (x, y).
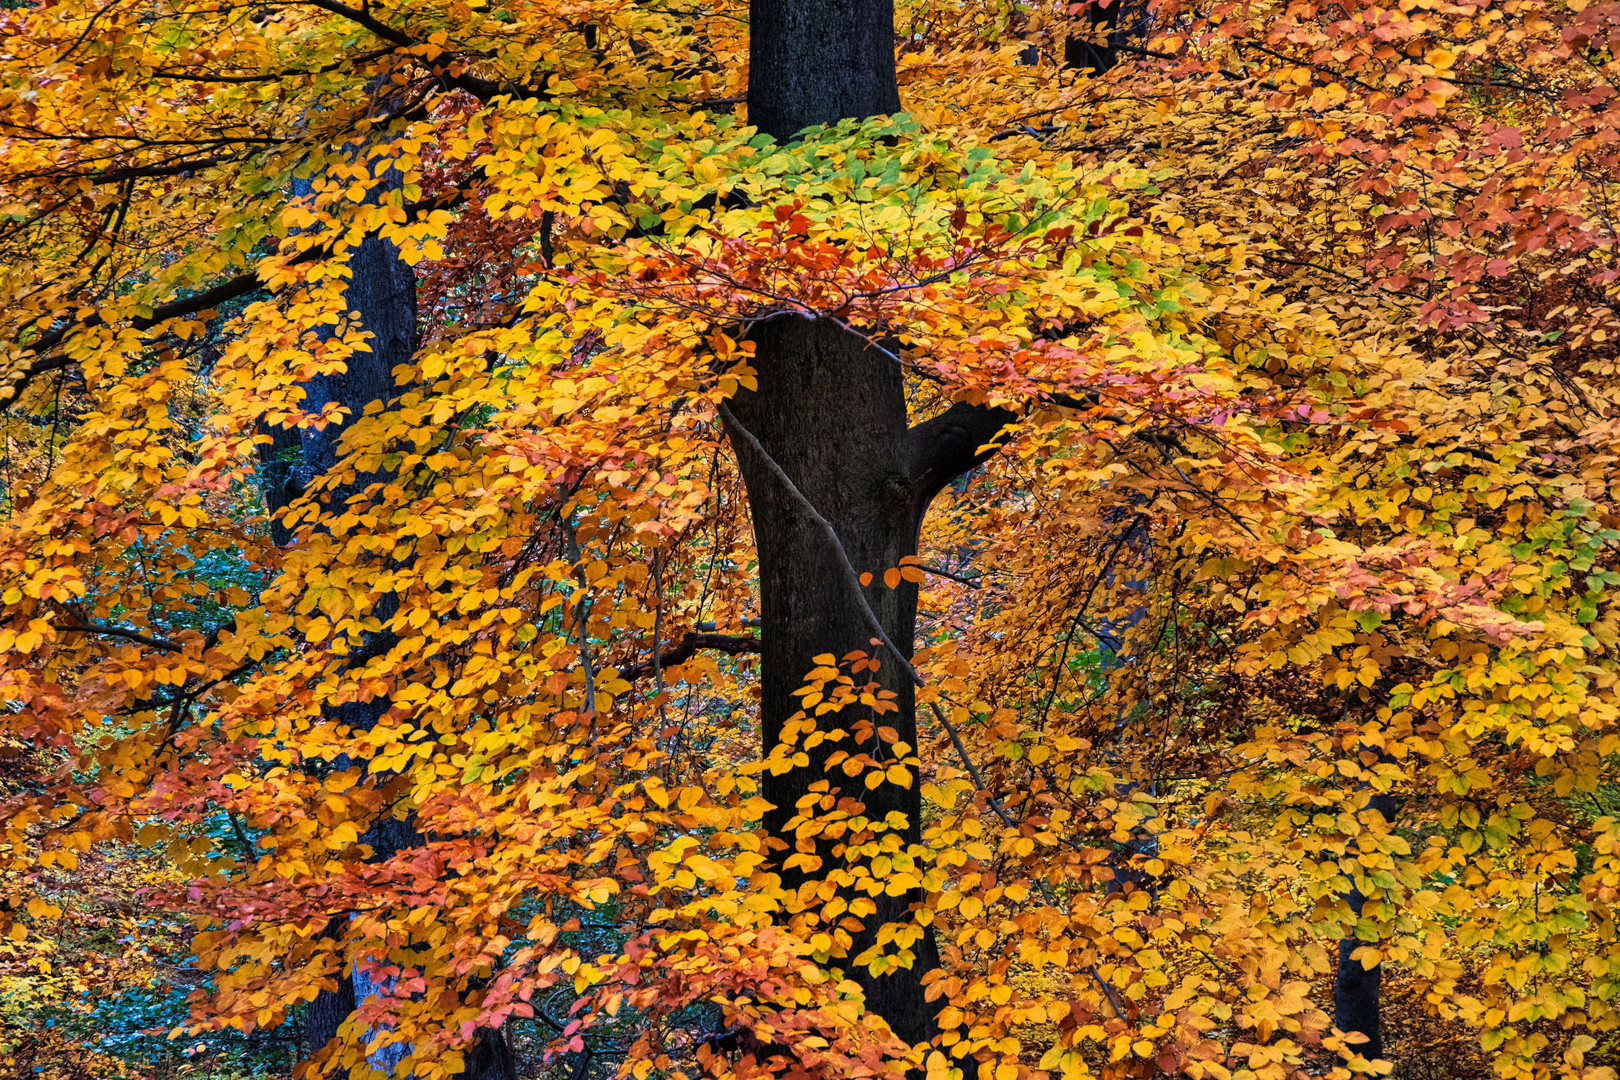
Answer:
top-left (725, 318), bottom-right (1012, 1047)
top-left (724, 319), bottom-right (924, 1039)
top-left (748, 0), bottom-right (901, 141)
top-left (741, 0), bottom-right (1019, 1052)
top-left (272, 162), bottom-right (516, 1080)
top-left (1334, 789), bottom-right (1397, 1062)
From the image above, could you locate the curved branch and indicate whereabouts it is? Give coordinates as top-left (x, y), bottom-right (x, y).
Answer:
top-left (56, 622), bottom-right (184, 654)
top-left (617, 632), bottom-right (760, 681)
top-left (903, 401), bottom-right (1020, 511)
top-left (297, 0), bottom-right (514, 101)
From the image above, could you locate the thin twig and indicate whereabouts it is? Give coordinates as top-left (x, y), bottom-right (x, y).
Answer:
top-left (914, 563), bottom-right (982, 588)
top-left (559, 518), bottom-right (598, 718)
top-left (925, 701), bottom-right (1015, 828)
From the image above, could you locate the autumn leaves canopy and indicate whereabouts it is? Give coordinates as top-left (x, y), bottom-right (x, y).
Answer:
top-left (2, 1), bottom-right (1620, 1080)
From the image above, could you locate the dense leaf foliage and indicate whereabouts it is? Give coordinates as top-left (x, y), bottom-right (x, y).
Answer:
top-left (3, 1), bottom-right (1620, 1079)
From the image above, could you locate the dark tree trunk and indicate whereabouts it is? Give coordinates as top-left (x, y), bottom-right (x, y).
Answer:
top-left (1334, 789), bottom-right (1397, 1062)
top-left (295, 233), bottom-right (416, 494)
top-left (724, 318), bottom-right (1013, 1048)
top-left (748, 0), bottom-right (902, 141)
top-left (277, 169), bottom-right (516, 1080)
top-left (307, 928), bottom-right (359, 1055)
top-left (463, 1026), bottom-right (520, 1080)
top-left (724, 319), bottom-right (925, 1040)
top-left (741, 0), bottom-right (1017, 1052)
top-left (1063, 0), bottom-right (1127, 73)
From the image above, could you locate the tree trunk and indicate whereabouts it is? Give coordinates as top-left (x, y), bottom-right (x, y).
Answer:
top-left (1334, 789), bottom-right (1397, 1062)
top-left (748, 0), bottom-right (902, 141)
top-left (724, 317), bottom-right (1014, 1048)
top-left (307, 930), bottom-right (358, 1054)
top-left (725, 317), bottom-right (926, 1040)
top-left (1063, 0), bottom-right (1127, 73)
top-left (275, 163), bottom-right (516, 1080)
top-left (741, 0), bottom-right (1018, 1051)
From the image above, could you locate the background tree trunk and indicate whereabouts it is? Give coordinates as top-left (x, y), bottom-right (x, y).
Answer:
top-left (1335, 789), bottom-right (1397, 1061)
top-left (274, 157), bottom-right (516, 1080)
top-left (1063, 1), bottom-right (1123, 73)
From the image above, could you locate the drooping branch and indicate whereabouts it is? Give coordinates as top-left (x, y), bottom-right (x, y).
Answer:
top-left (6, 186), bottom-right (473, 406)
top-left (924, 701), bottom-right (1015, 828)
top-left (297, 0), bottom-right (521, 101)
top-left (617, 632), bottom-right (760, 681)
top-left (16, 270), bottom-right (266, 373)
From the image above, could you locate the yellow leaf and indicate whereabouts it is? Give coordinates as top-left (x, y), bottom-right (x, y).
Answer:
top-left (25, 898), bottom-right (60, 920)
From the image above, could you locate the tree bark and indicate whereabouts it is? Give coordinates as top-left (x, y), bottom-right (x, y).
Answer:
top-left (1063, 0), bottom-right (1128, 73)
top-left (748, 0), bottom-right (902, 141)
top-left (738, 0), bottom-right (1021, 1054)
top-left (1334, 789), bottom-right (1397, 1062)
top-left (724, 317), bottom-right (1014, 1048)
top-left (307, 928), bottom-right (358, 1055)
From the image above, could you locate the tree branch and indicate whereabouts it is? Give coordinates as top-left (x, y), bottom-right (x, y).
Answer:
top-left (297, 0), bottom-right (514, 101)
top-left (617, 632), bottom-right (760, 681)
top-left (913, 563), bottom-right (982, 588)
top-left (903, 401), bottom-right (1020, 511)
top-left (924, 701), bottom-right (1015, 828)
top-left (56, 622), bottom-right (185, 654)
top-left (15, 270), bottom-right (265, 374)
top-left (5, 186), bottom-right (470, 406)
top-left (559, 518), bottom-right (598, 717)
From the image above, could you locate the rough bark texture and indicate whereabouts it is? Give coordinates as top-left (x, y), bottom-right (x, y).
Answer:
top-left (740, 0), bottom-right (1021, 1054)
top-left (748, 0), bottom-right (902, 141)
top-left (724, 317), bottom-right (1014, 1048)
top-left (296, 234), bottom-right (416, 498)
top-left (1334, 789), bottom-right (1397, 1061)
top-left (306, 930), bottom-right (359, 1055)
